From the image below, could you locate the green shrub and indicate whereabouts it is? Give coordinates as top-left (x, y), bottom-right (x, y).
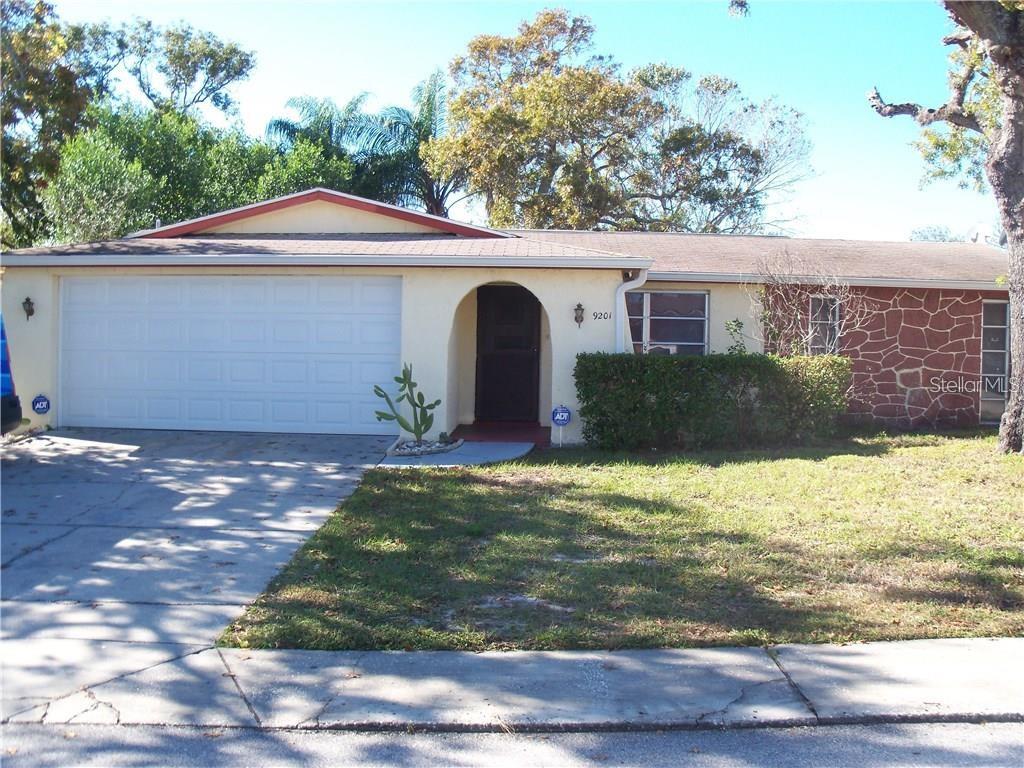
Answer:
top-left (574, 352), bottom-right (852, 450)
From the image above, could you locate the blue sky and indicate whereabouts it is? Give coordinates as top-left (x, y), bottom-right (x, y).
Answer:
top-left (55, 0), bottom-right (997, 241)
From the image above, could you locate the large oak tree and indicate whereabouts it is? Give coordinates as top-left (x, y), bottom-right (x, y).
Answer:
top-left (423, 9), bottom-right (809, 232)
top-left (866, 1), bottom-right (1023, 453)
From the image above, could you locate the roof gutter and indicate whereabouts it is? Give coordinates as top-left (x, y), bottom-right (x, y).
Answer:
top-left (615, 268), bottom-right (649, 352)
top-left (645, 271), bottom-right (1006, 292)
top-left (0, 253), bottom-right (653, 270)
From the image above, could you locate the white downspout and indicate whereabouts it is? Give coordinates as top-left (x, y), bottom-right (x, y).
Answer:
top-left (614, 268), bottom-right (649, 352)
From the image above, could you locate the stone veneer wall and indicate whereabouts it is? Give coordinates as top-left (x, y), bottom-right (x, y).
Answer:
top-left (843, 287), bottom-right (1005, 428)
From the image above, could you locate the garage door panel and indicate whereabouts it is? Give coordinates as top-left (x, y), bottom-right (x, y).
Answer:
top-left (228, 281), bottom-right (268, 306)
top-left (145, 357), bottom-right (182, 385)
top-left (359, 319), bottom-right (401, 345)
top-left (360, 279), bottom-right (402, 312)
top-left (316, 281), bottom-right (355, 306)
top-left (61, 276), bottom-right (401, 435)
top-left (271, 318), bottom-right (310, 345)
top-left (148, 281), bottom-right (185, 307)
top-left (229, 318), bottom-right (266, 344)
top-left (107, 279), bottom-right (150, 306)
top-left (64, 279), bottom-right (106, 307)
top-left (186, 358), bottom-right (223, 384)
top-left (146, 317), bottom-right (185, 346)
top-left (316, 320), bottom-right (353, 344)
top-left (147, 397), bottom-right (182, 421)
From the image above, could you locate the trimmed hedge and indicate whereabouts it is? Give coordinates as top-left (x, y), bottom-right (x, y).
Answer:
top-left (574, 353), bottom-right (852, 450)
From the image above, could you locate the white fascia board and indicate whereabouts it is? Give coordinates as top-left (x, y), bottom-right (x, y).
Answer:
top-left (0, 253), bottom-right (653, 270)
top-left (644, 270), bottom-right (1005, 292)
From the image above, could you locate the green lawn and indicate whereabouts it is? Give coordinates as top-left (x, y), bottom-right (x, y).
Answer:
top-left (221, 431), bottom-right (1024, 651)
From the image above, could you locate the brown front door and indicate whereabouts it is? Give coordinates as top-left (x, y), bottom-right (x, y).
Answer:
top-left (475, 285), bottom-right (540, 422)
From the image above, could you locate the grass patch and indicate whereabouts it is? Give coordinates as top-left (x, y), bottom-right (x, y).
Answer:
top-left (221, 430), bottom-right (1024, 650)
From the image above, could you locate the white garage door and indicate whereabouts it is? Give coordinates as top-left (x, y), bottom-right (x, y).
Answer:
top-left (59, 276), bottom-right (401, 435)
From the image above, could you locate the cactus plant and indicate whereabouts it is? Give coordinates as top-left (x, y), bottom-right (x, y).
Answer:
top-left (373, 364), bottom-right (441, 445)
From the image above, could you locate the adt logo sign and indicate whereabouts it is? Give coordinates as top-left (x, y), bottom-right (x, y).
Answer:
top-left (551, 405), bottom-right (571, 427)
top-left (32, 394), bottom-right (50, 415)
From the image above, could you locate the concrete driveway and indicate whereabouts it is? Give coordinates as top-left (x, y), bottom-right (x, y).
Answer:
top-left (1, 428), bottom-right (390, 720)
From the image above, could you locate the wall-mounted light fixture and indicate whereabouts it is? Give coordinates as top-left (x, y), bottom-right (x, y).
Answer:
top-left (22, 297), bottom-right (35, 321)
top-left (574, 303), bottom-right (584, 327)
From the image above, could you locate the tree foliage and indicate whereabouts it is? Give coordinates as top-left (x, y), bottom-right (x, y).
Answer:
top-left (909, 224), bottom-right (965, 242)
top-left (264, 82), bottom-right (467, 212)
top-left (0, 0), bottom-right (126, 246)
top-left (423, 8), bottom-right (809, 231)
top-left (125, 20), bottom-right (255, 115)
top-left (266, 94), bottom-right (393, 201)
top-left (1, 2), bottom-right (256, 246)
top-left (362, 71), bottom-right (468, 216)
top-left (41, 130), bottom-right (160, 242)
top-left (913, 39), bottom-right (1001, 191)
top-left (621, 72), bottom-right (809, 232)
top-left (867, 1), bottom-right (1024, 453)
top-left (40, 104), bottom-right (277, 241)
top-left (267, 94), bottom-right (369, 155)
top-left (255, 138), bottom-right (354, 199)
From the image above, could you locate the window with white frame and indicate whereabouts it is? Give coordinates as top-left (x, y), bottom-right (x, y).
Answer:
top-left (808, 296), bottom-right (840, 355)
top-left (981, 300), bottom-right (1011, 423)
top-left (626, 291), bottom-right (708, 355)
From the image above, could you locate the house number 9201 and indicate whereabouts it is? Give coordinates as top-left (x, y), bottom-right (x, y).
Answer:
top-left (592, 311), bottom-right (611, 320)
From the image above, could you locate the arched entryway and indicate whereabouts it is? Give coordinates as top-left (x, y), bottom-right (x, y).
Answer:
top-left (447, 282), bottom-right (552, 438)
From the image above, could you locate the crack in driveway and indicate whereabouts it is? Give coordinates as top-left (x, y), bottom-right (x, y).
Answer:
top-left (2, 429), bottom-right (388, 726)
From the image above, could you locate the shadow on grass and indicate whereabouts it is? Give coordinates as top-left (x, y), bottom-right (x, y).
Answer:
top-left (522, 427), bottom-right (1001, 469)
top-left (221, 427), bottom-right (1020, 652)
top-left (220, 472), bottom-right (897, 651)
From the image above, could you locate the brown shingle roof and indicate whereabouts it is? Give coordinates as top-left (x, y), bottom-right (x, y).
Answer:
top-left (4, 230), bottom-right (1009, 287)
top-left (6, 233), bottom-right (625, 260)
top-left (511, 231), bottom-right (1008, 286)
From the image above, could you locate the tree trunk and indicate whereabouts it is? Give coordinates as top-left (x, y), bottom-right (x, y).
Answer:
top-left (997, 233), bottom-right (1023, 453)
top-left (981, 18), bottom-right (1024, 454)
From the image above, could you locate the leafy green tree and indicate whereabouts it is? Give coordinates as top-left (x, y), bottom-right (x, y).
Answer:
top-left (41, 104), bottom-right (279, 241)
top-left (423, 9), bottom-right (808, 231)
top-left (620, 72), bottom-right (809, 232)
top-left (255, 138), bottom-right (354, 199)
top-left (41, 131), bottom-right (160, 242)
top-left (266, 94), bottom-right (391, 199)
top-left (90, 104), bottom-right (216, 225)
top-left (423, 9), bottom-right (660, 229)
top-left (126, 20), bottom-right (255, 115)
top-left (202, 131), bottom-right (274, 213)
top-left (361, 71), bottom-right (468, 217)
top-left (1, 0), bottom-right (126, 246)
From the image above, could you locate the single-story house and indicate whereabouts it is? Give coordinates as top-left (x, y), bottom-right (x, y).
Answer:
top-left (0, 188), bottom-right (1011, 443)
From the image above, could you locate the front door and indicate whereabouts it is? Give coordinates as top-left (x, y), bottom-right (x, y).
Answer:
top-left (475, 285), bottom-right (540, 422)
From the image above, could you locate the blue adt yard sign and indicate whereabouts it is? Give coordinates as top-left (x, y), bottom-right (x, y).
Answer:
top-left (552, 406), bottom-right (571, 447)
top-left (552, 405), bottom-right (571, 427)
top-left (32, 394), bottom-right (50, 415)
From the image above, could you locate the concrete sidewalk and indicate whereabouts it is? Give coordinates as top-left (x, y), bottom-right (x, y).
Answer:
top-left (3, 638), bottom-right (1021, 731)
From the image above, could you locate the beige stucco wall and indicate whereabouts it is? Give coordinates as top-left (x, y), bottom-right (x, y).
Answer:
top-left (1, 264), bottom-right (622, 443)
top-left (1, 269), bottom-right (61, 431)
top-left (634, 280), bottom-right (763, 354)
top-left (200, 200), bottom-right (441, 234)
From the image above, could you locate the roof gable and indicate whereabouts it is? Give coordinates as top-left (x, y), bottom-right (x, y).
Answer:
top-left (133, 188), bottom-right (507, 239)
